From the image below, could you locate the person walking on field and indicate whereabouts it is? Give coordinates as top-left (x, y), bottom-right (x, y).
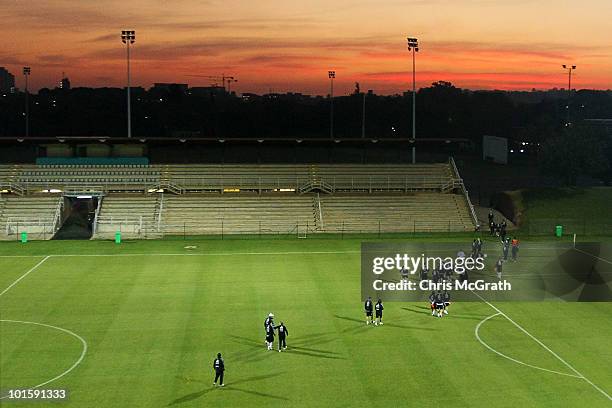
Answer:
top-left (364, 296), bottom-right (374, 325)
top-left (266, 322), bottom-right (276, 350)
top-left (276, 322), bottom-right (289, 352)
top-left (502, 237), bottom-right (510, 261)
top-left (264, 313), bottom-right (274, 343)
top-left (500, 220), bottom-right (507, 241)
top-left (374, 298), bottom-right (384, 326)
top-left (213, 353), bottom-right (225, 387)
top-left (511, 237), bottom-right (520, 261)
top-left (495, 257), bottom-right (503, 280)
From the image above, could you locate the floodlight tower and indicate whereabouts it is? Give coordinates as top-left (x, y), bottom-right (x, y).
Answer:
top-left (562, 64), bottom-right (576, 126)
top-left (226, 77), bottom-right (238, 94)
top-left (121, 30), bottom-right (136, 138)
top-left (407, 37), bottom-right (419, 163)
top-left (23, 66), bottom-right (31, 137)
top-left (328, 70), bottom-right (335, 139)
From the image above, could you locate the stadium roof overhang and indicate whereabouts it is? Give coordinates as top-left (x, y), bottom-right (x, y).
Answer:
top-left (0, 136), bottom-right (471, 145)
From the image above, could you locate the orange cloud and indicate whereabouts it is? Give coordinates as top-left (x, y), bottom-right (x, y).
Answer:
top-left (1, 1), bottom-right (610, 93)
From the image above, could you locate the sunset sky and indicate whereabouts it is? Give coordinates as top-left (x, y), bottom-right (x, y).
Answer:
top-left (1, 0), bottom-right (611, 94)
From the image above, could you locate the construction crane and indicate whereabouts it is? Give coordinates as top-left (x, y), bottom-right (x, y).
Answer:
top-left (226, 77), bottom-right (238, 94)
top-left (185, 74), bottom-right (237, 92)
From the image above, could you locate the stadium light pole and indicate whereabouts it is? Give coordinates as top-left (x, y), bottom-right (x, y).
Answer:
top-left (328, 70), bottom-right (335, 139)
top-left (121, 30), bottom-right (136, 138)
top-left (562, 64), bottom-right (576, 126)
top-left (362, 90), bottom-right (366, 139)
top-left (22, 66), bottom-right (31, 137)
top-left (407, 37), bottom-right (419, 163)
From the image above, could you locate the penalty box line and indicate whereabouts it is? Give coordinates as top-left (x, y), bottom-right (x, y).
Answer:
top-left (0, 256), bottom-right (50, 298)
top-left (472, 290), bottom-right (611, 402)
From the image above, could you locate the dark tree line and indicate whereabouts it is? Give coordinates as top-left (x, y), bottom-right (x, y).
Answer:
top-left (539, 125), bottom-right (610, 185)
top-left (1, 81), bottom-right (611, 146)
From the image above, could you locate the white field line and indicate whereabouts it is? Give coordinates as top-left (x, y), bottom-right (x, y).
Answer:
top-left (573, 247), bottom-right (612, 265)
top-left (0, 245), bottom-right (572, 258)
top-left (0, 255), bottom-right (49, 258)
top-left (475, 313), bottom-right (581, 378)
top-left (0, 251), bottom-right (361, 258)
top-left (56, 250), bottom-right (362, 257)
top-left (472, 290), bottom-right (611, 401)
top-left (0, 319), bottom-right (88, 400)
top-left (0, 256), bottom-right (50, 297)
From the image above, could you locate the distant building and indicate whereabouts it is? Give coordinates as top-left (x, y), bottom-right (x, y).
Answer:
top-left (151, 83), bottom-right (188, 93)
top-left (241, 92), bottom-right (260, 101)
top-left (0, 67), bottom-right (16, 93)
top-left (190, 86), bottom-right (226, 97)
top-left (59, 76), bottom-right (71, 90)
top-left (285, 92), bottom-right (311, 99)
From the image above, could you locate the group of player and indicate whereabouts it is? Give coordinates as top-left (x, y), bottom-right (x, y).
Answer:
top-left (364, 296), bottom-right (384, 325)
top-left (471, 238), bottom-right (484, 258)
top-left (263, 313), bottom-right (289, 352)
top-left (217, 233), bottom-right (516, 386)
top-left (420, 265), bottom-right (454, 283)
top-left (363, 292), bottom-right (449, 322)
top-left (502, 236), bottom-right (520, 261)
top-left (488, 210), bottom-right (508, 240)
top-left (211, 313), bottom-right (290, 387)
top-left (429, 290), bottom-right (451, 317)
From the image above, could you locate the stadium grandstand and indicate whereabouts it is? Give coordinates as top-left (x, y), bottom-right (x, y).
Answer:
top-left (0, 158), bottom-right (477, 240)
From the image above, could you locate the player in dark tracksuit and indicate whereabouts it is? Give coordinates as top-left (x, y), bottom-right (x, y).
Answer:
top-left (264, 313), bottom-right (274, 344)
top-left (266, 323), bottom-right (276, 350)
top-left (432, 268), bottom-right (439, 284)
top-left (435, 291), bottom-right (445, 318)
top-left (444, 265), bottom-right (453, 282)
top-left (495, 258), bottom-right (503, 280)
top-left (420, 267), bottom-right (428, 281)
top-left (476, 238), bottom-right (483, 257)
top-left (443, 291), bottom-right (451, 315)
top-left (374, 299), bottom-right (384, 326)
top-left (213, 353), bottom-right (225, 386)
top-left (429, 291), bottom-right (436, 316)
top-left (364, 297), bottom-right (374, 325)
top-left (276, 322), bottom-right (288, 352)
top-left (502, 238), bottom-right (510, 261)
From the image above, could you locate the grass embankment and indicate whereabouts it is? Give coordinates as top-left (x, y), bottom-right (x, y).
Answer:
top-left (499, 187), bottom-right (612, 237)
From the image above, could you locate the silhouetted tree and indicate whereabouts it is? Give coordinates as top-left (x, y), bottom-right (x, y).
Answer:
top-left (539, 126), bottom-right (610, 185)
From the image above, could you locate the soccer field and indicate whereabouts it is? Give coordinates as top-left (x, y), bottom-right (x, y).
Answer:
top-left (1, 238), bottom-right (611, 407)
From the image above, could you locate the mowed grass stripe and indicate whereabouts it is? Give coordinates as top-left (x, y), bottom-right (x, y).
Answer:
top-left (62, 256), bottom-right (200, 407)
top-left (0, 241), bottom-right (610, 407)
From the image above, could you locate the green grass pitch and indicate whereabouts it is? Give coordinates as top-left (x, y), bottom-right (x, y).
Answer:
top-left (0, 237), bottom-right (611, 407)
